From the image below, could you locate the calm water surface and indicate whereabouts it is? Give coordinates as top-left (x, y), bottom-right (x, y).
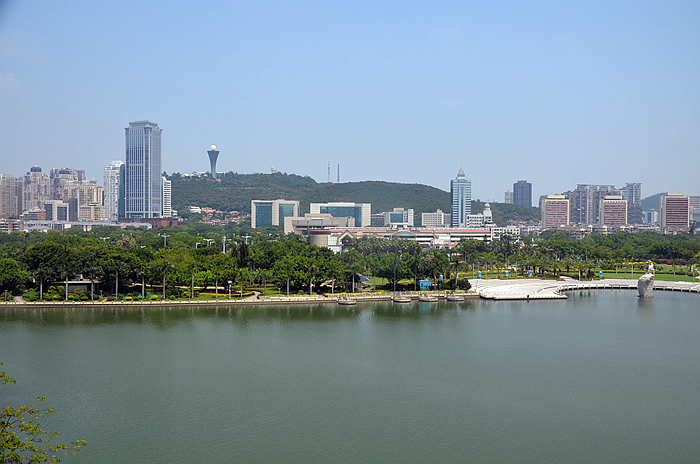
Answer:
top-left (1, 291), bottom-right (699, 463)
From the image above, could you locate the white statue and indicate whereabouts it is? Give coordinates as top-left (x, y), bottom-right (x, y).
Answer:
top-left (647, 261), bottom-right (655, 275)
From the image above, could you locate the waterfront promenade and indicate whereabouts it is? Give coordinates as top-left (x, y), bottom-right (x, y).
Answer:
top-left (473, 277), bottom-right (700, 300)
top-left (1, 278), bottom-right (699, 307)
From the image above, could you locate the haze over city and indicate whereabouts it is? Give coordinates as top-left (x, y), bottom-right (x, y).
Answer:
top-left (1, 1), bottom-right (698, 201)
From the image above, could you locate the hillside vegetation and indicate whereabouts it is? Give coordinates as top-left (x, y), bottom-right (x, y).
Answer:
top-left (169, 172), bottom-right (540, 226)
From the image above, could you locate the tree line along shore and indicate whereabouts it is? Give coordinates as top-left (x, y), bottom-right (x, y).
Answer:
top-left (1, 225), bottom-right (699, 303)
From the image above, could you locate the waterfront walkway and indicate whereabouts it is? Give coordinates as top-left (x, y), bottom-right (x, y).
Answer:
top-left (472, 277), bottom-right (700, 300)
top-left (2, 279), bottom-right (698, 307)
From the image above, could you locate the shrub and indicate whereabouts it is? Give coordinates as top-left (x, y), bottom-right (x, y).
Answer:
top-left (23, 289), bottom-right (38, 302)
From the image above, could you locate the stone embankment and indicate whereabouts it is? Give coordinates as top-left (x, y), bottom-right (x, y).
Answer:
top-left (472, 278), bottom-right (700, 300)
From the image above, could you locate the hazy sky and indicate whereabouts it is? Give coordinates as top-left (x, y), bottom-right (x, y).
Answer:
top-left (1, 1), bottom-right (698, 202)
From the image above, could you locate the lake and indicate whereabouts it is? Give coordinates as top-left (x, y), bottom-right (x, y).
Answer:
top-left (1, 290), bottom-right (698, 463)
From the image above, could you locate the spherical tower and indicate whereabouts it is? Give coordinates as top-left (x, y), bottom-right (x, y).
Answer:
top-left (207, 145), bottom-right (220, 179)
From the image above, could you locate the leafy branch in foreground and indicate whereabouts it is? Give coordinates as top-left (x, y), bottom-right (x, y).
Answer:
top-left (1, 362), bottom-right (86, 463)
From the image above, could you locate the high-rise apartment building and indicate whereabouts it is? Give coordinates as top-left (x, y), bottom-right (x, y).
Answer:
top-left (660, 193), bottom-right (690, 232)
top-left (103, 160), bottom-right (124, 222)
top-left (540, 195), bottom-right (570, 229)
top-left (513, 180), bottom-right (532, 208)
top-left (252, 199), bottom-right (300, 229)
top-left (450, 168), bottom-right (471, 228)
top-left (599, 196), bottom-right (627, 226)
top-left (63, 180), bottom-right (104, 220)
top-left (622, 183), bottom-right (642, 224)
top-left (49, 168), bottom-right (85, 200)
top-left (0, 174), bottom-right (20, 219)
top-left (565, 184), bottom-right (619, 224)
top-left (504, 190), bottom-right (513, 204)
top-left (22, 166), bottom-right (50, 213)
top-left (124, 121), bottom-right (162, 219)
top-left (309, 202), bottom-right (371, 228)
top-left (162, 177), bottom-right (172, 218)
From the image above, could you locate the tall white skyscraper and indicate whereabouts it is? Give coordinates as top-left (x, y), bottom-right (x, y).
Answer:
top-left (103, 160), bottom-right (124, 222)
top-left (124, 121), bottom-right (162, 219)
top-left (162, 177), bottom-right (172, 218)
top-left (450, 167), bottom-right (471, 228)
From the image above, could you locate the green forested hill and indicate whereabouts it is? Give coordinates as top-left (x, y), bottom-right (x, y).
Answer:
top-left (169, 172), bottom-right (540, 225)
top-left (641, 192), bottom-right (666, 211)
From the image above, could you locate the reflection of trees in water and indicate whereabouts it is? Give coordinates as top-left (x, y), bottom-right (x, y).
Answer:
top-left (0, 301), bottom-right (477, 326)
top-left (0, 303), bottom-right (372, 326)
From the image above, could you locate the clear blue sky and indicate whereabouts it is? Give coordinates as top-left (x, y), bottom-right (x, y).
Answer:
top-left (1, 0), bottom-right (698, 203)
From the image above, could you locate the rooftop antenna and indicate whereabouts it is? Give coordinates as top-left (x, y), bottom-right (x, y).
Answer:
top-left (337, 162), bottom-right (340, 183)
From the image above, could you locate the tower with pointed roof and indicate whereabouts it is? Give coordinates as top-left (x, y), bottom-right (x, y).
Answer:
top-left (450, 167), bottom-right (471, 228)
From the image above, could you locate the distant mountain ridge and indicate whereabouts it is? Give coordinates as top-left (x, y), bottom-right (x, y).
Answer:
top-left (169, 172), bottom-right (541, 226)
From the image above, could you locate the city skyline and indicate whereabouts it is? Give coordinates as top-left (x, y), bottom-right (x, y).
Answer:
top-left (1, 2), bottom-right (698, 201)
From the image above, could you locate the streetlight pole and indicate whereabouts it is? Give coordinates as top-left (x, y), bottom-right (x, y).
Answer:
top-left (160, 233), bottom-right (170, 247)
top-left (196, 242), bottom-right (201, 249)
top-left (204, 238), bottom-right (214, 247)
top-left (228, 280), bottom-right (232, 299)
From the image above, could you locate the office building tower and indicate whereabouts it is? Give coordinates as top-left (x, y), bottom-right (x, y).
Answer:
top-left (251, 199), bottom-right (300, 229)
top-left (309, 202), bottom-right (371, 228)
top-left (513, 180), bottom-right (532, 208)
top-left (22, 165), bottom-right (50, 213)
top-left (207, 145), bottom-right (219, 179)
top-left (124, 121), bottom-right (162, 219)
top-left (421, 210), bottom-right (450, 228)
top-left (162, 177), bottom-right (172, 218)
top-left (103, 160), bottom-right (124, 222)
top-left (450, 168), bottom-right (471, 228)
top-left (540, 195), bottom-right (570, 228)
top-left (599, 196), bottom-right (627, 226)
top-left (0, 174), bottom-right (20, 219)
top-left (660, 193), bottom-right (690, 232)
top-left (504, 190), bottom-right (513, 204)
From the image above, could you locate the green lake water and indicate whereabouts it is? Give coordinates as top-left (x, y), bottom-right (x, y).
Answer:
top-left (1, 290), bottom-right (698, 463)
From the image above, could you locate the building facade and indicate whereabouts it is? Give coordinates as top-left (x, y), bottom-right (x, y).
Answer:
top-left (22, 166), bottom-right (50, 214)
top-left (309, 202), bottom-right (371, 228)
top-left (660, 193), bottom-right (690, 232)
top-left (450, 168), bottom-right (471, 228)
top-left (541, 195), bottom-right (570, 229)
top-left (513, 180), bottom-right (532, 208)
top-left (383, 208), bottom-right (414, 227)
top-left (0, 174), bottom-right (20, 219)
top-left (504, 190), bottom-right (513, 204)
top-left (162, 177), bottom-right (172, 218)
top-left (124, 121), bottom-right (162, 219)
top-left (251, 199), bottom-right (300, 229)
top-left (421, 209), bottom-right (450, 228)
top-left (103, 160), bottom-right (124, 221)
top-left (599, 196), bottom-right (627, 226)
top-left (49, 168), bottom-right (85, 200)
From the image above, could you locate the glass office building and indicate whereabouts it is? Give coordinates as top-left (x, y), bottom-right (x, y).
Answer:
top-left (309, 202), bottom-right (371, 228)
top-left (124, 121), bottom-right (162, 219)
top-left (251, 199), bottom-right (300, 229)
top-left (450, 168), bottom-right (471, 228)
